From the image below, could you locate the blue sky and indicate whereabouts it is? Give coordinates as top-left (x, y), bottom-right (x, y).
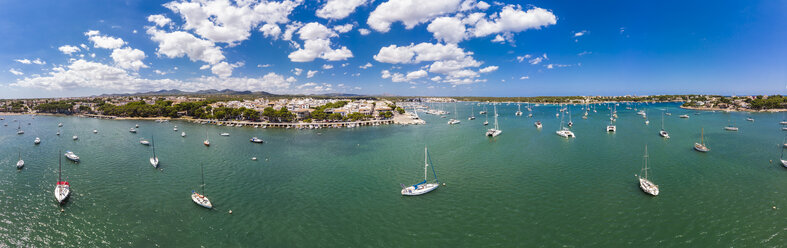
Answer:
top-left (0, 0), bottom-right (784, 99)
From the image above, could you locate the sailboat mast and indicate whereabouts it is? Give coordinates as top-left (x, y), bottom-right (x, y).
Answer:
top-left (494, 105), bottom-right (499, 129)
top-left (152, 135), bottom-right (156, 158)
top-left (782, 137), bottom-right (786, 159)
top-left (701, 128), bottom-right (705, 145)
top-left (201, 163), bottom-right (206, 195)
top-left (58, 150), bottom-right (62, 182)
top-left (424, 146), bottom-right (428, 181)
top-left (643, 145), bottom-right (649, 179)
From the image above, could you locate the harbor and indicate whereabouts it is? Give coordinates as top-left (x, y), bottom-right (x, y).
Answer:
top-left (1, 102), bottom-right (784, 247)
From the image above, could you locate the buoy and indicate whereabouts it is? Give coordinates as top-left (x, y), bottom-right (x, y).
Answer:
top-left (252, 157), bottom-right (257, 161)
top-left (442, 183), bottom-right (446, 186)
top-left (228, 210), bottom-right (233, 214)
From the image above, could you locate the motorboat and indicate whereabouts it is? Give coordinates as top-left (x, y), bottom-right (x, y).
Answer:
top-left (34, 137), bottom-right (41, 144)
top-left (250, 137), bottom-right (264, 143)
top-left (535, 121), bottom-right (542, 128)
top-left (129, 128), bottom-right (137, 133)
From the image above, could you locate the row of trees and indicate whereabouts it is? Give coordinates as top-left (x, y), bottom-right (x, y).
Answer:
top-left (261, 107), bottom-right (295, 122)
top-left (749, 95), bottom-right (786, 110)
top-left (33, 101), bottom-right (75, 114)
top-left (99, 100), bottom-right (180, 118)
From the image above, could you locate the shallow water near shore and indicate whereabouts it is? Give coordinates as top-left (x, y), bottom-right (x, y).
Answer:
top-left (0, 102), bottom-right (784, 246)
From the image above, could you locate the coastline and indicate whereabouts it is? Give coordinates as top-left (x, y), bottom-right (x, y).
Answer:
top-left (0, 112), bottom-right (420, 128)
top-left (678, 105), bottom-right (787, 113)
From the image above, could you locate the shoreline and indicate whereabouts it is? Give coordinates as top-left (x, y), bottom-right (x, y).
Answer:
top-left (678, 105), bottom-right (787, 113)
top-left (0, 112), bottom-right (417, 128)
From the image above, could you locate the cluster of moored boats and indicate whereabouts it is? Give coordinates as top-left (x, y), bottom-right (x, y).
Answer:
top-left (401, 102), bottom-right (787, 197)
top-left (6, 120), bottom-right (270, 210)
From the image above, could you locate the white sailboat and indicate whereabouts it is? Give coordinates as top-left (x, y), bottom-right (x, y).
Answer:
top-left (694, 128), bottom-right (710, 152)
top-left (401, 146), bottom-right (439, 196)
top-left (16, 152), bottom-right (24, 169)
top-left (64, 150), bottom-right (80, 162)
top-left (447, 103), bottom-right (461, 125)
top-left (34, 137), bottom-right (41, 144)
top-left (486, 105), bottom-right (502, 137)
top-left (150, 136), bottom-right (159, 168)
top-left (140, 139), bottom-right (150, 145)
top-left (55, 151), bottom-right (70, 204)
top-left (637, 145), bottom-right (659, 196)
top-left (557, 111), bottom-right (575, 138)
top-left (192, 164), bottom-right (212, 209)
top-left (16, 121), bottom-right (24, 134)
top-left (181, 131), bottom-right (186, 137)
top-left (129, 128), bottom-right (137, 133)
top-left (203, 128), bottom-right (210, 146)
top-left (724, 118), bottom-right (738, 131)
top-left (659, 113), bottom-right (669, 138)
top-left (483, 106), bottom-right (489, 125)
top-left (468, 105), bottom-right (475, 120)
top-left (515, 103), bottom-right (523, 116)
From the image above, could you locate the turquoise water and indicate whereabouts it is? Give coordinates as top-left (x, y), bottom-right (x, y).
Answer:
top-left (0, 102), bottom-right (784, 247)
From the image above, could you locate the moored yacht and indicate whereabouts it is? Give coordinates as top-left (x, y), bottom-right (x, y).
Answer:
top-left (693, 128), bottom-right (710, 152)
top-left (485, 106), bottom-right (502, 137)
top-left (637, 145), bottom-right (659, 196)
top-left (55, 151), bottom-right (70, 204)
top-left (401, 146), bottom-right (439, 196)
top-left (192, 164), bottom-right (212, 209)
top-left (535, 121), bottom-right (542, 129)
top-left (129, 128), bottom-right (137, 133)
top-left (250, 137), bottom-right (264, 143)
top-left (64, 151), bottom-right (80, 162)
top-left (34, 137), bottom-right (41, 144)
top-left (16, 152), bottom-right (24, 169)
top-left (679, 114), bottom-right (689, 118)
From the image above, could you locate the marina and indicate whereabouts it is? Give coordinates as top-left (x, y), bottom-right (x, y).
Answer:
top-left (1, 102), bottom-right (784, 246)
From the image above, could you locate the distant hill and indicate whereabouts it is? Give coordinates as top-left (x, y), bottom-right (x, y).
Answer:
top-left (95, 89), bottom-right (275, 97)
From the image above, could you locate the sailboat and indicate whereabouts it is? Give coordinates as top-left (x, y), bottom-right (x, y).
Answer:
top-left (34, 137), bottom-right (41, 144)
top-left (479, 105), bottom-right (487, 115)
top-left (16, 121), bottom-right (24, 134)
top-left (468, 105), bottom-right (475, 120)
top-left (55, 150), bottom-right (70, 204)
top-left (192, 164), bottom-right (212, 209)
top-left (447, 103), bottom-right (461, 125)
top-left (150, 136), bottom-right (159, 168)
top-left (485, 105), bottom-right (502, 137)
top-left (515, 103), bottom-right (523, 116)
top-left (16, 151), bottom-right (24, 169)
top-left (567, 109), bottom-right (573, 127)
top-left (401, 146), bottom-right (439, 196)
top-left (724, 119), bottom-right (738, 131)
top-left (636, 145), bottom-right (659, 196)
top-left (483, 107), bottom-right (489, 126)
top-left (659, 113), bottom-right (669, 138)
top-left (694, 128), bottom-right (710, 152)
top-left (557, 111), bottom-right (575, 138)
top-left (181, 131), bottom-right (186, 137)
top-left (203, 128), bottom-right (210, 146)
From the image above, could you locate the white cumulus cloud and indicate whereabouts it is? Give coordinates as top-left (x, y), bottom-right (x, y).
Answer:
top-left (367, 0), bottom-right (462, 32)
top-left (316, 0), bottom-right (366, 20)
top-left (111, 47), bottom-right (148, 71)
top-left (58, 45), bottom-right (81, 55)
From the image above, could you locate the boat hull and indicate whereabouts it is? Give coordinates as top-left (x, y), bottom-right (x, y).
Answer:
top-left (55, 183), bottom-right (70, 203)
top-left (150, 157), bottom-right (159, 168)
top-left (694, 143), bottom-right (710, 152)
top-left (486, 129), bottom-right (502, 137)
top-left (401, 184), bottom-right (439, 196)
top-left (191, 193), bottom-right (212, 208)
top-left (639, 178), bottom-right (659, 196)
